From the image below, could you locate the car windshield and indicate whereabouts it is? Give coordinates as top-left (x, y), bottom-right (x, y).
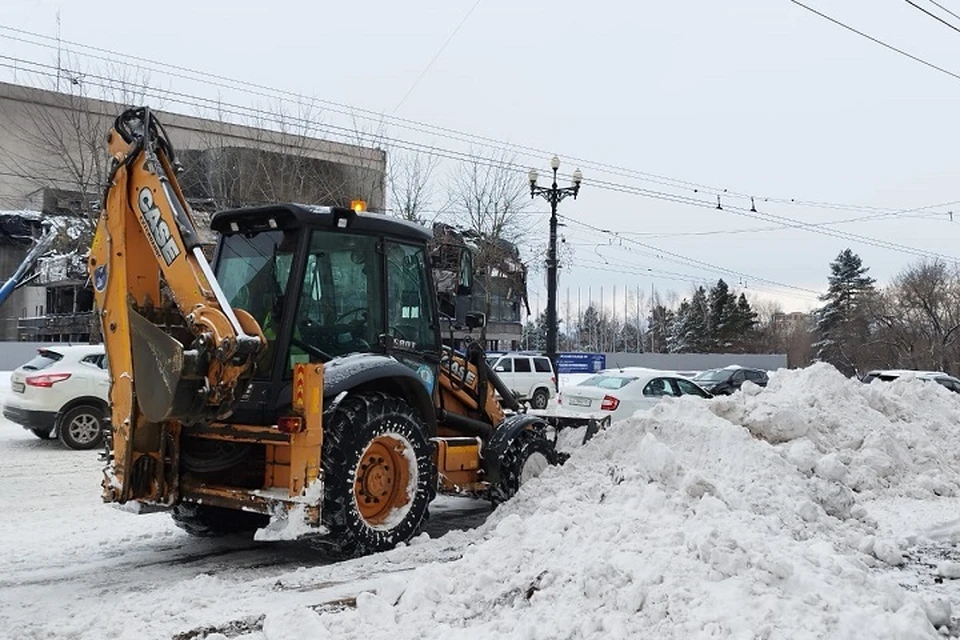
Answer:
top-left (21, 350), bottom-right (63, 371)
top-left (579, 374), bottom-right (638, 390)
top-left (694, 369), bottom-right (730, 383)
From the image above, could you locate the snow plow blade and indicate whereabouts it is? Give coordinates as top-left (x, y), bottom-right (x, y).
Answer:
top-left (539, 414), bottom-right (611, 444)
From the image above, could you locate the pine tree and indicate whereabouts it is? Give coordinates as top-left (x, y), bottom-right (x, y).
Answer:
top-left (708, 279), bottom-right (739, 351)
top-left (521, 312), bottom-right (548, 351)
top-left (686, 286), bottom-right (711, 352)
top-left (648, 303), bottom-right (674, 353)
top-left (731, 293), bottom-right (758, 351)
top-left (814, 248), bottom-right (877, 376)
top-left (669, 287), bottom-right (710, 353)
top-left (668, 299), bottom-right (692, 353)
top-left (578, 304), bottom-right (601, 351)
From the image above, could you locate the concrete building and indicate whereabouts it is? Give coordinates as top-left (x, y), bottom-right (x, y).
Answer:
top-left (0, 81), bottom-right (387, 341)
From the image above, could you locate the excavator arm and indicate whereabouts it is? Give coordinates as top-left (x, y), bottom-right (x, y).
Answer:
top-left (89, 107), bottom-right (264, 504)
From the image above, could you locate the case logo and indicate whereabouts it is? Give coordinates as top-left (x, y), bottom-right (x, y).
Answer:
top-left (138, 187), bottom-right (180, 266)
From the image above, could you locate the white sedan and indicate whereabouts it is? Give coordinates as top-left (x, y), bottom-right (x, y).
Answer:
top-left (557, 368), bottom-right (712, 423)
top-left (3, 345), bottom-right (109, 450)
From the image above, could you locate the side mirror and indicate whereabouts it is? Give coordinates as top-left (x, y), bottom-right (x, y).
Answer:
top-left (495, 365), bottom-right (506, 372)
top-left (465, 311), bottom-right (486, 330)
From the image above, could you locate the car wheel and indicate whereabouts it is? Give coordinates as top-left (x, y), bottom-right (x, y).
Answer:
top-left (29, 428), bottom-right (52, 440)
top-left (58, 405), bottom-right (105, 450)
top-left (530, 387), bottom-right (550, 410)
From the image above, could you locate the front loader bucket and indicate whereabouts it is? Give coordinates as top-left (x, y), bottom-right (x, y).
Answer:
top-left (129, 308), bottom-right (198, 423)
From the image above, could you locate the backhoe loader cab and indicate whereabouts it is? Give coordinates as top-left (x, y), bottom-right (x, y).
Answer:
top-left (210, 204), bottom-right (443, 426)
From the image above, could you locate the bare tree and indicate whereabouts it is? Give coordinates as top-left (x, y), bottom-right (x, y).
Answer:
top-left (193, 98), bottom-right (383, 212)
top-left (445, 152), bottom-right (531, 342)
top-left (0, 58), bottom-right (153, 231)
top-left (871, 260), bottom-right (960, 373)
top-left (388, 149), bottom-right (439, 224)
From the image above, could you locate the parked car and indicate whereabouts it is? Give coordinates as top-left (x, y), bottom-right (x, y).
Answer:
top-left (3, 345), bottom-right (109, 450)
top-left (487, 352), bottom-right (557, 409)
top-left (557, 368), bottom-right (712, 423)
top-left (693, 366), bottom-right (768, 395)
top-left (861, 369), bottom-right (960, 393)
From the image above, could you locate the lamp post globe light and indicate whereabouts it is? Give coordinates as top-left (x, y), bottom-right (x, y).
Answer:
top-left (529, 157), bottom-right (583, 387)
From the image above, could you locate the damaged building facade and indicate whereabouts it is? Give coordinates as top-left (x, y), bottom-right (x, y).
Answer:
top-left (0, 81), bottom-right (386, 341)
top-left (431, 223), bottom-right (528, 351)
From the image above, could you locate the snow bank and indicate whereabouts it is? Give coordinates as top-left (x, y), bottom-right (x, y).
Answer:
top-left (267, 363), bottom-right (958, 639)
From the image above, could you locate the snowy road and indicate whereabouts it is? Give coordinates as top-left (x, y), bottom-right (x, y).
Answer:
top-left (0, 384), bottom-right (494, 640)
top-left (8, 366), bottom-right (960, 639)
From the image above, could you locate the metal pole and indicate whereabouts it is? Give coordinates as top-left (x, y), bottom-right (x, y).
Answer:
top-left (546, 174), bottom-right (559, 370)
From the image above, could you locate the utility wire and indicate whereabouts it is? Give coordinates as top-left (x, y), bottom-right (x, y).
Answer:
top-left (393, 0), bottom-right (482, 113)
top-left (1, 54), bottom-right (955, 266)
top-left (903, 0), bottom-right (960, 35)
top-left (0, 23), bottom-right (941, 215)
top-left (560, 214), bottom-right (823, 296)
top-left (928, 0), bottom-right (960, 23)
top-left (788, 0), bottom-right (960, 82)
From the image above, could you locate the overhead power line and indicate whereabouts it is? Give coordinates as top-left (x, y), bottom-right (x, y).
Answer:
top-left (788, 0), bottom-right (960, 82)
top-left (560, 215), bottom-right (824, 297)
top-left (903, 0), bottom-right (960, 35)
top-left (0, 22), bottom-right (944, 217)
top-left (393, 0), bottom-right (483, 113)
top-left (928, 0), bottom-right (960, 23)
top-left (1, 52), bottom-right (956, 268)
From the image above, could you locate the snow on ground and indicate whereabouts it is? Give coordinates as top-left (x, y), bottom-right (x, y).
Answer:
top-left (5, 364), bottom-right (960, 639)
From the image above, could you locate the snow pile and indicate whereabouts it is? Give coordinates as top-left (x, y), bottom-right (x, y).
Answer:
top-left (710, 363), bottom-right (960, 501)
top-left (255, 363), bottom-right (959, 639)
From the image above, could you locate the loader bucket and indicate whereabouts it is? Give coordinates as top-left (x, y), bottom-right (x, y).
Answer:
top-left (129, 308), bottom-right (200, 422)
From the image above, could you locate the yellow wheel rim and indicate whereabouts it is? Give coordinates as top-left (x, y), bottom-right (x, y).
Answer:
top-left (354, 435), bottom-right (411, 526)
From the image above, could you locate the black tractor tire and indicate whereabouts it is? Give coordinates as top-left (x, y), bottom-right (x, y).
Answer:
top-left (170, 503), bottom-right (270, 538)
top-left (489, 429), bottom-right (558, 505)
top-left (29, 428), bottom-right (52, 440)
top-left (57, 405), bottom-right (106, 450)
top-left (530, 387), bottom-right (550, 410)
top-left (314, 391), bottom-right (433, 558)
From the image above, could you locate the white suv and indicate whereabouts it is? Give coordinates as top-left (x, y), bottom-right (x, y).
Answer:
top-left (487, 352), bottom-right (556, 409)
top-left (4, 344), bottom-right (110, 450)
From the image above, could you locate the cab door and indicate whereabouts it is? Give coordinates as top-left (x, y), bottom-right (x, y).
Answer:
top-left (385, 241), bottom-right (441, 393)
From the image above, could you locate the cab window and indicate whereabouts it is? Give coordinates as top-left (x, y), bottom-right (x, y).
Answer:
top-left (287, 231), bottom-right (384, 372)
top-left (514, 358), bottom-right (532, 373)
top-left (386, 242), bottom-right (439, 352)
top-left (494, 358), bottom-right (513, 373)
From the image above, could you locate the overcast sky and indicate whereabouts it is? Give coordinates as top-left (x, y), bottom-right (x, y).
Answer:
top-left (3, 0), bottom-right (960, 316)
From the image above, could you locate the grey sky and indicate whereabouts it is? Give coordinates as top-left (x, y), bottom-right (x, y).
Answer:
top-left (3, 0), bottom-right (960, 315)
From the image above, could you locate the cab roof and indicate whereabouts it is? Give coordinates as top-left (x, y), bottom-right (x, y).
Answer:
top-left (210, 203), bottom-right (432, 243)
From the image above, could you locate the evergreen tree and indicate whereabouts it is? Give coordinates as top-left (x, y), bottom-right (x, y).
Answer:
top-left (731, 293), bottom-right (759, 351)
top-left (686, 286), bottom-right (711, 352)
top-left (647, 303), bottom-right (674, 353)
top-left (521, 311), bottom-right (548, 351)
top-left (708, 279), bottom-right (739, 351)
top-left (619, 320), bottom-right (645, 353)
top-left (669, 287), bottom-right (710, 353)
top-left (814, 248), bottom-right (877, 376)
top-left (578, 304), bottom-right (601, 351)
top-left (668, 299), bottom-right (692, 353)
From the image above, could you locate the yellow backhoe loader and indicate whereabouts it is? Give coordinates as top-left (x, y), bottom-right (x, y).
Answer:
top-left (89, 107), bottom-right (606, 556)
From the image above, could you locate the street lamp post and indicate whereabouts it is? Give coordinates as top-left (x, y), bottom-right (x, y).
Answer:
top-left (529, 157), bottom-right (582, 385)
